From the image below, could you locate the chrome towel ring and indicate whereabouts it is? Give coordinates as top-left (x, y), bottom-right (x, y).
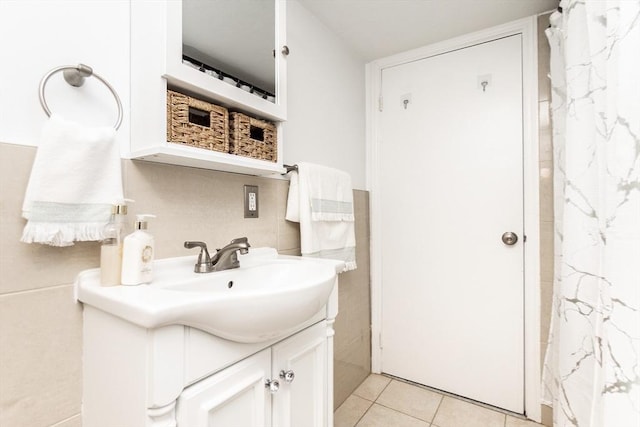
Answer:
top-left (39, 63), bottom-right (123, 130)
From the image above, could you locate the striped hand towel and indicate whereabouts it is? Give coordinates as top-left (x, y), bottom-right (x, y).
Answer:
top-left (285, 162), bottom-right (357, 272)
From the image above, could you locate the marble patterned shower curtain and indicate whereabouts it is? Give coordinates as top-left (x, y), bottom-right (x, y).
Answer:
top-left (542, 1), bottom-right (640, 426)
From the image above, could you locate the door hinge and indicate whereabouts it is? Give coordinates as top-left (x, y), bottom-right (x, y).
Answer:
top-left (378, 96), bottom-right (383, 112)
top-left (378, 332), bottom-right (383, 349)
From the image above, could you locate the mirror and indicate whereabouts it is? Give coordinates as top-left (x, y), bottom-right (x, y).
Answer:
top-left (182, 0), bottom-right (276, 102)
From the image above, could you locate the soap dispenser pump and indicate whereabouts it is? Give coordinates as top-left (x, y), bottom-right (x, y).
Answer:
top-left (121, 214), bottom-right (156, 286)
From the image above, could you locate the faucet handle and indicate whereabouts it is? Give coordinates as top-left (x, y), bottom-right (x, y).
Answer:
top-left (184, 240), bottom-right (209, 250)
top-left (184, 241), bottom-right (212, 273)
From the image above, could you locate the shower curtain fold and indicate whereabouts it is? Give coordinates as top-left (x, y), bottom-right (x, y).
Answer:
top-left (542, 1), bottom-right (640, 427)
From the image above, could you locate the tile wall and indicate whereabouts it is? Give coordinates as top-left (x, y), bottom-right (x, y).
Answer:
top-left (537, 12), bottom-right (554, 427)
top-left (0, 142), bottom-right (371, 426)
top-left (333, 191), bottom-right (371, 408)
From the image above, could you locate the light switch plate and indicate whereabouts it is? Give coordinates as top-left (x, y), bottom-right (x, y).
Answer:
top-left (244, 185), bottom-right (259, 218)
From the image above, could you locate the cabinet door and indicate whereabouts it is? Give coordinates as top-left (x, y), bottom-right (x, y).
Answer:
top-left (271, 322), bottom-right (328, 427)
top-left (176, 349), bottom-right (271, 427)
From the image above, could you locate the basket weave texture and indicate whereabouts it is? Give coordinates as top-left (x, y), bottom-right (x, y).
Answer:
top-left (166, 90), bottom-right (229, 152)
top-left (229, 112), bottom-right (277, 162)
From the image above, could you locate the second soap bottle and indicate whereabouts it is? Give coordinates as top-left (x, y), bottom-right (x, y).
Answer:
top-left (121, 214), bottom-right (156, 286)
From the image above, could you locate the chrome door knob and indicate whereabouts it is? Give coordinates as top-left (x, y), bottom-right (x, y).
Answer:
top-left (279, 370), bottom-right (295, 383)
top-left (501, 232), bottom-right (518, 246)
top-left (265, 379), bottom-right (280, 393)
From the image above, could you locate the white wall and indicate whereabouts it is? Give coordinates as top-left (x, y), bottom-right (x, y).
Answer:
top-left (0, 0), bottom-right (130, 151)
top-left (284, 0), bottom-right (367, 189)
top-left (0, 0), bottom-right (367, 189)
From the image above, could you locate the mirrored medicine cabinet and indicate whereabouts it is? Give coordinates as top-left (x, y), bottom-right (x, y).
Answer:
top-left (182, 0), bottom-right (277, 103)
top-left (129, 0), bottom-right (287, 176)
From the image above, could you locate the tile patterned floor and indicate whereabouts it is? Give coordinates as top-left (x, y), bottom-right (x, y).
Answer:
top-left (335, 374), bottom-right (545, 427)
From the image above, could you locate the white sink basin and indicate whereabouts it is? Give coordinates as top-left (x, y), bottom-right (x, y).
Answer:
top-left (75, 248), bottom-right (344, 343)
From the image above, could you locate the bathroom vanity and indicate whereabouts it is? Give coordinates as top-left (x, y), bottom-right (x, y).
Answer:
top-left (75, 249), bottom-right (342, 427)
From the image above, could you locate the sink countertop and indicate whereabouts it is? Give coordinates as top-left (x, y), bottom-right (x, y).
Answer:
top-left (75, 247), bottom-right (344, 342)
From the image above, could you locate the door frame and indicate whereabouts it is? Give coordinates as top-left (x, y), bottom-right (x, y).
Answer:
top-left (365, 16), bottom-right (541, 422)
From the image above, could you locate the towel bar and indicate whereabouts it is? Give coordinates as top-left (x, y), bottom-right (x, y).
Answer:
top-left (39, 63), bottom-right (123, 130)
top-left (283, 164), bottom-right (298, 174)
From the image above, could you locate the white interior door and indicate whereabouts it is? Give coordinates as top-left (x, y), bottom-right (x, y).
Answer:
top-left (379, 35), bottom-right (524, 413)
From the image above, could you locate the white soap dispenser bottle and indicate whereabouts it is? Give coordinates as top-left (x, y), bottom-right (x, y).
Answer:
top-left (121, 214), bottom-right (156, 286)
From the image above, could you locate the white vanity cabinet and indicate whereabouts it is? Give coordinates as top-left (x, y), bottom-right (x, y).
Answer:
top-left (80, 287), bottom-right (337, 427)
top-left (129, 0), bottom-right (287, 175)
top-left (177, 322), bottom-right (328, 427)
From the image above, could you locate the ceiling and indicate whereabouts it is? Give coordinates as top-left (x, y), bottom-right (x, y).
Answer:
top-left (298, 0), bottom-right (558, 61)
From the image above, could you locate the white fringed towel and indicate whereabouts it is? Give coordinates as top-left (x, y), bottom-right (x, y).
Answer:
top-left (21, 114), bottom-right (123, 247)
top-left (286, 162), bottom-right (357, 272)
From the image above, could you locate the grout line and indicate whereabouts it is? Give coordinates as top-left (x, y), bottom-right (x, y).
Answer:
top-left (351, 376), bottom-right (391, 402)
top-left (373, 376), bottom-right (393, 401)
top-left (348, 373), bottom-right (545, 427)
top-left (50, 413), bottom-right (81, 426)
top-left (373, 401), bottom-right (435, 425)
top-left (350, 374), bottom-right (393, 426)
top-left (372, 377), bottom-right (437, 426)
top-left (359, 401), bottom-right (433, 426)
top-left (352, 396), bottom-right (374, 427)
top-left (382, 373), bottom-right (543, 426)
top-left (430, 393), bottom-right (445, 426)
top-left (382, 373), bottom-right (523, 419)
top-left (347, 374), bottom-right (543, 427)
top-left (0, 282), bottom-right (75, 298)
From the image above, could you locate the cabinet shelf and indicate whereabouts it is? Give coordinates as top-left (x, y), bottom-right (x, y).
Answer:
top-left (164, 65), bottom-right (285, 122)
top-left (129, 144), bottom-right (285, 176)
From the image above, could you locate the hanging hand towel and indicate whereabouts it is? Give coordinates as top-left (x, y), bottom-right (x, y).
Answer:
top-left (21, 114), bottom-right (124, 247)
top-left (286, 162), bottom-right (357, 272)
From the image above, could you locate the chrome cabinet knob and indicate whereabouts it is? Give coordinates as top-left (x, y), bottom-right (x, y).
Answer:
top-left (279, 370), bottom-right (295, 383)
top-left (265, 379), bottom-right (280, 393)
top-left (501, 232), bottom-right (518, 246)
top-left (281, 45), bottom-right (290, 56)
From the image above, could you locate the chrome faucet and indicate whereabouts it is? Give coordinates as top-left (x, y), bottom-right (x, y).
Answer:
top-left (184, 237), bottom-right (251, 273)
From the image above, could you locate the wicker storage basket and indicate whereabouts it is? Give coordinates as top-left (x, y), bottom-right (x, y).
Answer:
top-left (166, 90), bottom-right (229, 152)
top-left (229, 112), bottom-right (277, 162)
